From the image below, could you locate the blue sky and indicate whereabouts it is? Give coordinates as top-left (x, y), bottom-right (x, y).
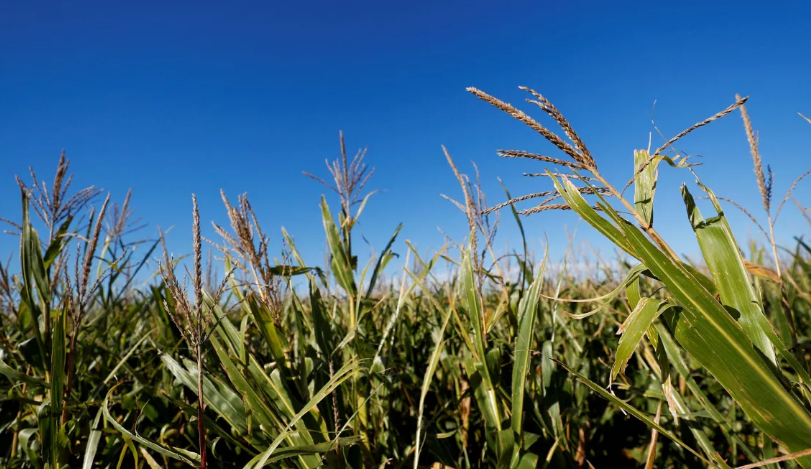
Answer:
top-left (1, 0), bottom-right (810, 282)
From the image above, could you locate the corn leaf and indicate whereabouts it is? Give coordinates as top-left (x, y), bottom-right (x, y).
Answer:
top-left (462, 241), bottom-right (501, 431)
top-left (414, 300), bottom-right (454, 469)
top-left (681, 184), bottom-right (776, 363)
top-left (320, 196), bottom-right (357, 296)
top-left (634, 149), bottom-right (659, 226)
top-left (246, 359), bottom-right (361, 468)
top-left (511, 262), bottom-right (545, 439)
top-left (366, 223), bottom-right (402, 298)
top-left (102, 385), bottom-right (200, 465)
top-left (48, 303), bottom-right (66, 468)
top-left (612, 298), bottom-right (666, 381)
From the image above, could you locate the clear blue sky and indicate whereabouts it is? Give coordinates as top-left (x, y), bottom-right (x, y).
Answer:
top-left (1, 0), bottom-right (810, 281)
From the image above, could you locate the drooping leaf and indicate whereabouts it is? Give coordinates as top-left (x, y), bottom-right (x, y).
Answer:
top-left (558, 361), bottom-right (709, 465)
top-left (102, 385), bottom-right (200, 465)
top-left (612, 298), bottom-right (666, 381)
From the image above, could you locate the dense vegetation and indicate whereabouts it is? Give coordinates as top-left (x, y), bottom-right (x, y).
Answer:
top-left (2, 88), bottom-right (811, 468)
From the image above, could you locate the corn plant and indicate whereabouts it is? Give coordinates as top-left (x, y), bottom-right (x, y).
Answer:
top-left (470, 85), bottom-right (811, 467)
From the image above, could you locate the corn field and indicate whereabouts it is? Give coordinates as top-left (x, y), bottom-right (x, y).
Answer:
top-left (2, 87), bottom-right (811, 468)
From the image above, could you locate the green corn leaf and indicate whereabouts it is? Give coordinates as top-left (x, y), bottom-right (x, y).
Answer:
top-left (245, 359), bottom-right (361, 468)
top-left (633, 149), bottom-right (659, 226)
top-left (281, 227), bottom-right (307, 267)
top-left (655, 323), bottom-right (759, 462)
top-left (249, 294), bottom-right (287, 367)
top-left (353, 189), bottom-right (378, 221)
top-left (265, 265), bottom-right (322, 277)
top-left (548, 171), bottom-right (635, 257)
top-left (102, 385), bottom-right (200, 465)
top-left (208, 337), bottom-right (281, 436)
top-left (612, 298), bottom-right (666, 382)
top-left (511, 451), bottom-right (540, 469)
top-left (243, 438), bottom-right (361, 467)
top-left (565, 263), bottom-right (648, 319)
top-left (0, 355), bottom-right (47, 387)
top-left (49, 303), bottom-right (66, 469)
top-left (282, 227), bottom-right (328, 286)
top-left (511, 261), bottom-right (545, 442)
top-left (81, 406), bottom-right (104, 469)
top-left (166, 394), bottom-right (260, 455)
top-left (366, 223), bottom-right (402, 298)
top-left (693, 187), bottom-right (810, 386)
top-left (19, 189), bottom-right (47, 362)
top-left (320, 196), bottom-right (357, 296)
top-left (310, 277), bottom-right (335, 358)
top-left (682, 183), bottom-right (776, 363)
top-left (22, 207), bottom-right (51, 312)
top-left (414, 300), bottom-right (454, 469)
top-left (160, 350), bottom-right (249, 435)
top-left (207, 292), bottom-right (244, 359)
top-left (253, 365), bottom-right (324, 467)
top-left (19, 428), bottom-right (42, 469)
top-left (462, 240), bottom-right (501, 432)
top-left (378, 246), bottom-right (447, 370)
top-left (558, 361), bottom-right (709, 465)
top-left (627, 276), bottom-right (641, 310)
top-left (495, 429), bottom-right (516, 469)
top-left (43, 216), bottom-right (74, 269)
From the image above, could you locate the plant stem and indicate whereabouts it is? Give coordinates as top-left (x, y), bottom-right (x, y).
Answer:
top-left (197, 346), bottom-right (207, 469)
